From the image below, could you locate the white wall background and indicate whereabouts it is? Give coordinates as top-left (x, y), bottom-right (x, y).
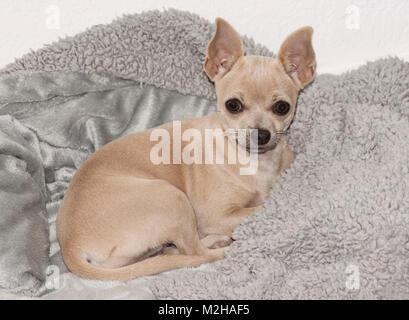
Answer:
top-left (1, 0), bottom-right (408, 74)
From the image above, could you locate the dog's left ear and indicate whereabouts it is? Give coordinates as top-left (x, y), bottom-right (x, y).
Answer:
top-left (204, 18), bottom-right (244, 81)
top-left (278, 26), bottom-right (316, 88)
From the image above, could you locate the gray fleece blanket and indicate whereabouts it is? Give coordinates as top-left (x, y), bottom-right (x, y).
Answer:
top-left (1, 9), bottom-right (409, 299)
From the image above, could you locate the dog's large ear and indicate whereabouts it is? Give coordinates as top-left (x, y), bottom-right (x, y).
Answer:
top-left (204, 18), bottom-right (244, 81)
top-left (278, 26), bottom-right (316, 88)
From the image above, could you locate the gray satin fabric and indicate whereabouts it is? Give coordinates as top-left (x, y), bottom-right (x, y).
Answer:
top-left (0, 115), bottom-right (48, 295)
top-left (0, 71), bottom-right (216, 295)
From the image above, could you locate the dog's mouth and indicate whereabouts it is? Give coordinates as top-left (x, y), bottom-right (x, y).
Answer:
top-left (225, 129), bottom-right (286, 154)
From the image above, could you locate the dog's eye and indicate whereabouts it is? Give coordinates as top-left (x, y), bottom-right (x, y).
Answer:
top-left (225, 99), bottom-right (243, 114)
top-left (272, 101), bottom-right (290, 115)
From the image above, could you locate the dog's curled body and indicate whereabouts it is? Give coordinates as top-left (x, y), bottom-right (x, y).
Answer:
top-left (57, 113), bottom-right (292, 280)
top-left (57, 18), bottom-right (315, 280)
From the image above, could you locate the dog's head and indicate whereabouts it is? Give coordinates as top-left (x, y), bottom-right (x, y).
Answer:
top-left (204, 18), bottom-right (316, 153)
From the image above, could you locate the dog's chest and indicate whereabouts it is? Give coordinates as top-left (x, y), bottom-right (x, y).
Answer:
top-left (250, 145), bottom-right (284, 205)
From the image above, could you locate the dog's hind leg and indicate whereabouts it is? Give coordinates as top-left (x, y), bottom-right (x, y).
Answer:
top-left (60, 177), bottom-right (226, 280)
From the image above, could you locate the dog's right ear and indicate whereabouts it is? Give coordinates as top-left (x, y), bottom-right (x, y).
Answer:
top-left (204, 18), bottom-right (244, 81)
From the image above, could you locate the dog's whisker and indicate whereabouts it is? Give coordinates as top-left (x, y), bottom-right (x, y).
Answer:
top-left (225, 130), bottom-right (288, 138)
top-left (224, 130), bottom-right (240, 137)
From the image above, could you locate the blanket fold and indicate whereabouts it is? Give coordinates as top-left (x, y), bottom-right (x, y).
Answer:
top-left (0, 115), bottom-right (49, 295)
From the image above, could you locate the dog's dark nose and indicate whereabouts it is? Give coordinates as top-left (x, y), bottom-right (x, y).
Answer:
top-left (251, 129), bottom-right (271, 146)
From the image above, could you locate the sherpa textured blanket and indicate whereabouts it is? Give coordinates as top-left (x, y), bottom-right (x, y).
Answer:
top-left (0, 9), bottom-right (409, 299)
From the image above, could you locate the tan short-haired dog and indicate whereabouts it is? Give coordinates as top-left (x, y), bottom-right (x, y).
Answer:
top-left (57, 18), bottom-right (316, 281)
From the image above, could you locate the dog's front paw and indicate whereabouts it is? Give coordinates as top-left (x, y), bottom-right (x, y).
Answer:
top-left (207, 247), bottom-right (229, 261)
top-left (211, 237), bottom-right (232, 249)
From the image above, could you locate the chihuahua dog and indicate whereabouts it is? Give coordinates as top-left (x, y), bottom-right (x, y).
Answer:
top-left (57, 18), bottom-right (315, 280)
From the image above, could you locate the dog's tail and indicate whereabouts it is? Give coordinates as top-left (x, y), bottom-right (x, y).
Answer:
top-left (62, 248), bottom-right (224, 281)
